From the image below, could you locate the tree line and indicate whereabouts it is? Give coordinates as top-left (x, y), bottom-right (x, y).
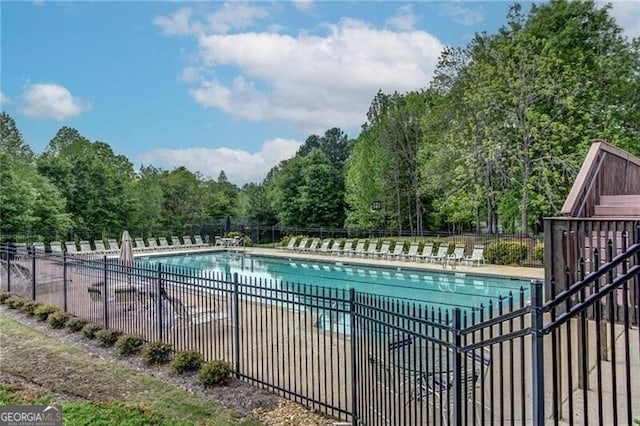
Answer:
top-left (1, 0), bottom-right (638, 238)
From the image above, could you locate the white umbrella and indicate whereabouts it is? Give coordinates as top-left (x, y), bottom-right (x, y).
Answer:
top-left (119, 230), bottom-right (134, 267)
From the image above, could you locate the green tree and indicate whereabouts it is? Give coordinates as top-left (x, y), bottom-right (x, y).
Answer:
top-left (0, 112), bottom-right (34, 163)
top-left (37, 131), bottom-right (137, 233)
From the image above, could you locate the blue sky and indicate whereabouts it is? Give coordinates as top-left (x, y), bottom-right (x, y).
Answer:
top-left (2, 1), bottom-right (638, 185)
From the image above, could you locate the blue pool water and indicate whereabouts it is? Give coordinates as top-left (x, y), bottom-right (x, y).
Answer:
top-left (140, 251), bottom-right (531, 313)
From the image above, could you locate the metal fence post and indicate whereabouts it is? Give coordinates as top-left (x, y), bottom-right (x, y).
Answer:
top-left (6, 248), bottom-right (11, 292)
top-left (157, 263), bottom-right (163, 342)
top-left (31, 248), bottom-right (36, 300)
top-left (452, 308), bottom-right (463, 426)
top-left (531, 279), bottom-right (545, 425)
top-left (103, 255), bottom-right (109, 327)
top-left (63, 252), bottom-right (68, 312)
top-left (233, 272), bottom-right (241, 379)
top-left (349, 288), bottom-right (358, 426)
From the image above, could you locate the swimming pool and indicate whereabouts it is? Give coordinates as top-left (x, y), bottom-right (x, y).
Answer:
top-left (140, 251), bottom-right (530, 314)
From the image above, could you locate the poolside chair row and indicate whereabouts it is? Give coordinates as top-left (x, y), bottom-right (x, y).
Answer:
top-left (31, 235), bottom-right (210, 255)
top-left (131, 235), bottom-right (209, 253)
top-left (284, 237), bottom-right (485, 266)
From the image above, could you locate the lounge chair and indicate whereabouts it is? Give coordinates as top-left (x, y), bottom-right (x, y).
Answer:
top-left (50, 242), bottom-right (64, 253)
top-left (193, 235), bottom-right (208, 247)
top-left (147, 238), bottom-right (159, 251)
top-left (171, 236), bottom-right (182, 248)
top-left (415, 243), bottom-right (433, 262)
top-left (387, 242), bottom-right (405, 259)
top-left (31, 242), bottom-right (45, 252)
top-left (295, 238), bottom-right (309, 252)
top-left (350, 240), bottom-right (366, 257)
top-left (93, 240), bottom-right (109, 254)
top-left (107, 239), bottom-right (119, 251)
top-left (336, 239), bottom-right (353, 256)
top-left (214, 236), bottom-right (224, 247)
top-left (134, 238), bottom-right (147, 251)
top-left (328, 240), bottom-right (343, 256)
top-left (401, 242), bottom-right (420, 261)
top-left (79, 240), bottom-right (92, 253)
top-left (463, 245), bottom-right (486, 266)
top-left (446, 245), bottom-right (466, 266)
top-left (363, 240), bottom-right (379, 258)
top-left (429, 245), bottom-right (450, 263)
top-left (182, 236), bottom-right (194, 248)
top-left (283, 236), bottom-right (298, 251)
top-left (374, 241), bottom-right (391, 258)
top-left (317, 239), bottom-right (333, 254)
top-left (303, 238), bottom-right (320, 252)
top-left (65, 241), bottom-right (78, 254)
top-left (157, 237), bottom-right (171, 251)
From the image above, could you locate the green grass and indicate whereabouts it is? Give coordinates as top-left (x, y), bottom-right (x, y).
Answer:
top-left (0, 313), bottom-right (260, 426)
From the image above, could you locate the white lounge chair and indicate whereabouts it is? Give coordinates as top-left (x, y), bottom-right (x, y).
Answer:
top-left (374, 241), bottom-right (391, 258)
top-left (284, 237), bottom-right (298, 251)
top-left (402, 242), bottom-right (420, 261)
top-left (415, 243), bottom-right (433, 262)
top-left (387, 242), bottom-right (405, 259)
top-left (463, 245), bottom-right (486, 266)
top-left (428, 245), bottom-right (449, 263)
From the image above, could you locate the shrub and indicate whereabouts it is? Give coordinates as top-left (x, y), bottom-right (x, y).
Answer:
top-left (20, 300), bottom-right (41, 315)
top-left (171, 350), bottom-right (203, 374)
top-left (81, 323), bottom-right (104, 339)
top-left (534, 243), bottom-right (544, 263)
top-left (0, 291), bottom-right (12, 304)
top-left (34, 304), bottom-right (59, 321)
top-left (47, 311), bottom-right (69, 329)
top-left (198, 360), bottom-right (233, 387)
top-left (95, 329), bottom-right (122, 347)
top-left (142, 341), bottom-right (174, 366)
top-left (66, 317), bottom-right (88, 332)
top-left (484, 242), bottom-right (528, 265)
top-left (114, 334), bottom-right (145, 356)
top-left (6, 295), bottom-right (26, 310)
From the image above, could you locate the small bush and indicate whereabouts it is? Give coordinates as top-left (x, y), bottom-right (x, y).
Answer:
top-left (198, 360), bottom-right (233, 387)
top-left (114, 334), bottom-right (145, 356)
top-left (142, 341), bottom-right (174, 365)
top-left (534, 243), bottom-right (544, 263)
top-left (171, 350), bottom-right (203, 374)
top-left (0, 291), bottom-right (12, 304)
top-left (66, 317), bottom-right (88, 332)
top-left (34, 304), bottom-right (59, 321)
top-left (47, 311), bottom-right (69, 329)
top-left (484, 242), bottom-right (528, 265)
top-left (81, 323), bottom-right (104, 339)
top-left (20, 300), bottom-right (41, 316)
top-left (95, 329), bottom-right (122, 347)
top-left (6, 295), bottom-right (26, 310)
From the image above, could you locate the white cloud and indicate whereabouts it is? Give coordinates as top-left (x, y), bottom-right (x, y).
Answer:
top-left (180, 66), bottom-right (201, 83)
top-left (0, 92), bottom-right (9, 105)
top-left (607, 1), bottom-right (640, 39)
top-left (386, 4), bottom-right (419, 31)
top-left (19, 83), bottom-right (91, 120)
top-left (177, 18), bottom-right (442, 132)
top-left (138, 137), bottom-right (301, 185)
top-left (292, 0), bottom-right (313, 13)
top-left (154, 3), bottom-right (268, 36)
top-left (153, 8), bottom-right (199, 35)
top-left (439, 3), bottom-right (484, 26)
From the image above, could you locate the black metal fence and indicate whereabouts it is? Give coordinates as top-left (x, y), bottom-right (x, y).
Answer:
top-left (1, 227), bottom-right (638, 425)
